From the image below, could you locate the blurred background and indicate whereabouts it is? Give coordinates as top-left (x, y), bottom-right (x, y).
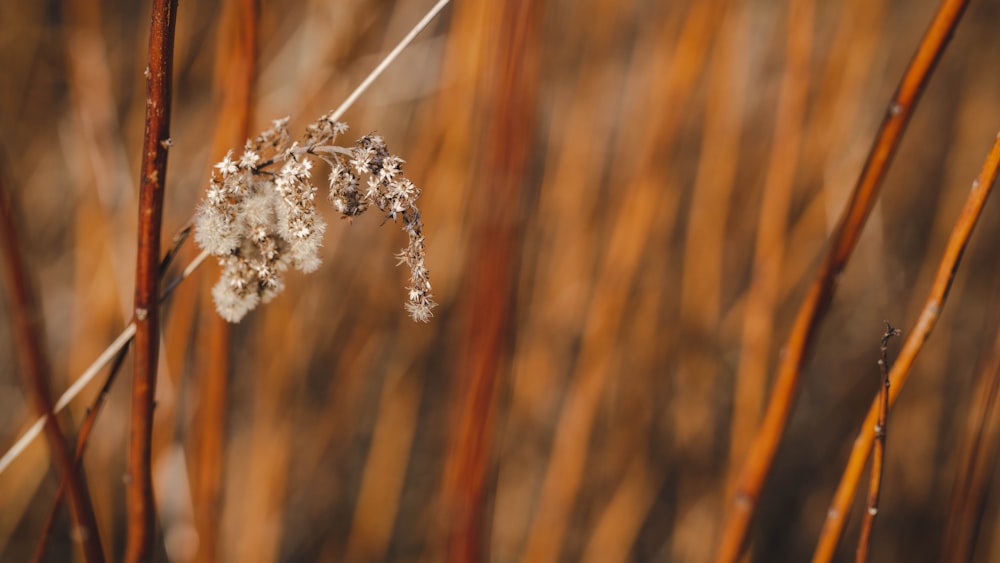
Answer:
top-left (3, 0), bottom-right (1000, 561)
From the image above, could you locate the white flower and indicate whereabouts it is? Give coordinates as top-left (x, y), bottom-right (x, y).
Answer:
top-left (405, 301), bottom-right (434, 323)
top-left (214, 151), bottom-right (239, 176)
top-left (239, 147), bottom-right (261, 169)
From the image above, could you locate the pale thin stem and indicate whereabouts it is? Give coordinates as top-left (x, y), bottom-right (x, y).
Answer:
top-left (0, 247), bottom-right (206, 478)
top-left (0, 324), bottom-right (136, 476)
top-left (328, 0), bottom-right (450, 124)
top-left (0, 0), bottom-right (449, 480)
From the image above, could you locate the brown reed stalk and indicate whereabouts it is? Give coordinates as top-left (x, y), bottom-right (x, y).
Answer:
top-left (345, 361), bottom-right (424, 562)
top-left (728, 0), bottom-right (814, 495)
top-left (673, 3), bottom-right (749, 560)
top-left (812, 127), bottom-right (1000, 563)
top-left (0, 161), bottom-right (106, 563)
top-left (191, 1), bottom-right (256, 561)
top-left (31, 345), bottom-right (129, 563)
top-left (32, 220), bottom-right (183, 563)
top-left (126, 0), bottom-right (178, 560)
top-left (440, 1), bottom-right (542, 560)
top-left (715, 1), bottom-right (968, 560)
top-left (941, 299), bottom-right (1000, 562)
top-left (229, 304), bottom-right (308, 563)
top-left (521, 3), bottom-right (717, 560)
top-left (855, 322), bottom-right (900, 563)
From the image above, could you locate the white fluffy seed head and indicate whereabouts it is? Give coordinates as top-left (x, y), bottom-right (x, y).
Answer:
top-left (195, 117), bottom-right (435, 323)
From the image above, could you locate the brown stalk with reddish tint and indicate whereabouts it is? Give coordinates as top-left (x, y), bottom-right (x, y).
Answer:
top-left (812, 127), bottom-right (1000, 563)
top-left (715, 1), bottom-right (968, 560)
top-left (125, 0), bottom-right (178, 560)
top-left (192, 0), bottom-right (257, 561)
top-left (441, 1), bottom-right (543, 561)
top-left (31, 346), bottom-right (128, 563)
top-left (0, 162), bottom-right (105, 563)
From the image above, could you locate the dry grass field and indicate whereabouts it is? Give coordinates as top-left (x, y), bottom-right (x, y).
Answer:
top-left (3, 0), bottom-right (1000, 561)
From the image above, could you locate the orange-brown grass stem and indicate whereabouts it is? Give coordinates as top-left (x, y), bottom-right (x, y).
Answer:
top-left (126, 0), bottom-right (178, 560)
top-left (715, 1), bottom-right (968, 560)
top-left (0, 161), bottom-right (106, 563)
top-left (32, 222), bottom-right (198, 562)
top-left (31, 345), bottom-right (130, 563)
top-left (729, 0), bottom-right (814, 495)
top-left (31, 210), bottom-right (181, 563)
top-left (442, 1), bottom-right (542, 561)
top-left (813, 127), bottom-right (1000, 563)
top-left (193, 0), bottom-right (257, 561)
top-left (941, 297), bottom-right (1000, 562)
top-left (855, 322), bottom-right (900, 563)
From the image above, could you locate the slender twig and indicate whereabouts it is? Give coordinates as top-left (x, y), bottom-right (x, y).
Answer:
top-left (158, 222), bottom-right (191, 277)
top-left (812, 127), bottom-right (1000, 562)
top-left (126, 0), bottom-right (178, 560)
top-left (0, 323), bottom-right (135, 476)
top-left (0, 0), bottom-right (451, 482)
top-left (328, 0), bottom-right (449, 124)
top-left (0, 243), bottom-right (199, 481)
top-left (31, 343), bottom-right (130, 563)
top-left (0, 164), bottom-right (106, 563)
top-left (714, 1), bottom-right (968, 560)
top-left (29, 209), bottom-right (186, 559)
top-left (855, 321), bottom-right (900, 563)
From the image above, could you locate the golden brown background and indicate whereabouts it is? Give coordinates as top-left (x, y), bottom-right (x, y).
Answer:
top-left (3, 0), bottom-right (1000, 561)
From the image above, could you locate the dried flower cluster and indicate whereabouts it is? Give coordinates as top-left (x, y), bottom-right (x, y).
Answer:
top-left (194, 113), bottom-right (435, 323)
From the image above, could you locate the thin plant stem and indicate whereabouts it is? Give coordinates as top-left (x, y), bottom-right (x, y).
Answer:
top-left (192, 0), bottom-right (257, 560)
top-left (0, 0), bottom-right (450, 485)
top-left (0, 158), bottom-right (106, 563)
top-left (30, 205), bottom-right (187, 561)
top-left (31, 344), bottom-right (130, 563)
top-left (812, 127), bottom-right (1000, 563)
top-left (125, 0), bottom-right (178, 559)
top-left (715, 1), bottom-right (968, 560)
top-left (0, 165), bottom-right (107, 563)
top-left (328, 0), bottom-right (449, 124)
top-left (941, 289), bottom-right (1000, 562)
top-left (0, 324), bottom-right (136, 476)
top-left (855, 322), bottom-right (900, 563)
top-left (441, 1), bottom-right (542, 560)
top-left (728, 0), bottom-right (813, 496)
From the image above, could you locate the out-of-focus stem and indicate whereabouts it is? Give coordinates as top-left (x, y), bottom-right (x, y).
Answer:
top-left (0, 160), bottom-right (105, 562)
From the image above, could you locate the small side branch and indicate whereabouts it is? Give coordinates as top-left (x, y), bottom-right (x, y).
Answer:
top-left (31, 345), bottom-right (130, 563)
top-left (814, 126), bottom-right (1000, 562)
top-left (715, 1), bottom-right (969, 560)
top-left (856, 322), bottom-right (901, 563)
top-left (0, 162), bottom-right (105, 562)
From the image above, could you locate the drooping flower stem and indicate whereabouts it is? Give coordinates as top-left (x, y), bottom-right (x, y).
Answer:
top-left (195, 119), bottom-right (435, 323)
